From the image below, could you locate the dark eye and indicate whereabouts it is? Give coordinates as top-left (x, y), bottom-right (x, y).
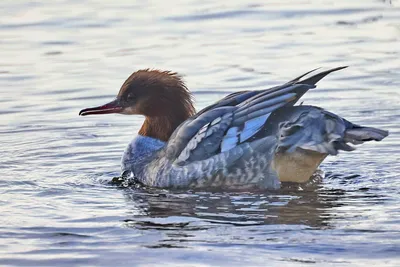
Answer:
top-left (127, 93), bottom-right (136, 101)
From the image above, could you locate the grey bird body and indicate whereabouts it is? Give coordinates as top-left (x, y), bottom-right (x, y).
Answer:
top-left (119, 67), bottom-right (388, 190)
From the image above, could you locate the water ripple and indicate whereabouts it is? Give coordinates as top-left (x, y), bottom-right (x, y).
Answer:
top-left (0, 0), bottom-right (399, 266)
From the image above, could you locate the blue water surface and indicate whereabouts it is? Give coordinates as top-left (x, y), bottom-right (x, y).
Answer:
top-left (0, 0), bottom-right (399, 266)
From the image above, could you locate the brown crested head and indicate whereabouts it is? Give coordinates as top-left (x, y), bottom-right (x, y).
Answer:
top-left (117, 69), bottom-right (195, 117)
top-left (79, 69), bottom-right (196, 141)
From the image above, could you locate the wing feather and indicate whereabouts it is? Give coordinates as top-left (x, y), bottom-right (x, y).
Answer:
top-left (165, 67), bottom-right (347, 165)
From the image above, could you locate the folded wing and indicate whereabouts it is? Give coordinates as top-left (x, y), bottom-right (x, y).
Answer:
top-left (166, 67), bottom-right (347, 165)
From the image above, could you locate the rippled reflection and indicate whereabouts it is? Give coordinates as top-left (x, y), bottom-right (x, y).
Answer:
top-left (123, 176), bottom-right (338, 228)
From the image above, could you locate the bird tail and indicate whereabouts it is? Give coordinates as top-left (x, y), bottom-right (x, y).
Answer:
top-left (344, 126), bottom-right (388, 145)
top-left (275, 106), bottom-right (389, 155)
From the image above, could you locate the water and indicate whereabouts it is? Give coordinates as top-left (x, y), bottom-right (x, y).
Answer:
top-left (1, 0), bottom-right (399, 266)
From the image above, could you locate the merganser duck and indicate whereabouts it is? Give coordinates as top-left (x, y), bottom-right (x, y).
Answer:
top-left (79, 67), bottom-right (388, 190)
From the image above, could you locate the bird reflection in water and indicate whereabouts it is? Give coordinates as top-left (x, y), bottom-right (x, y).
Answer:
top-left (114, 171), bottom-right (390, 249)
top-left (119, 171), bottom-right (347, 231)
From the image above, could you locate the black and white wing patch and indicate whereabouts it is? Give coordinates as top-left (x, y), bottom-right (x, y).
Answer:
top-left (175, 112), bottom-right (233, 165)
